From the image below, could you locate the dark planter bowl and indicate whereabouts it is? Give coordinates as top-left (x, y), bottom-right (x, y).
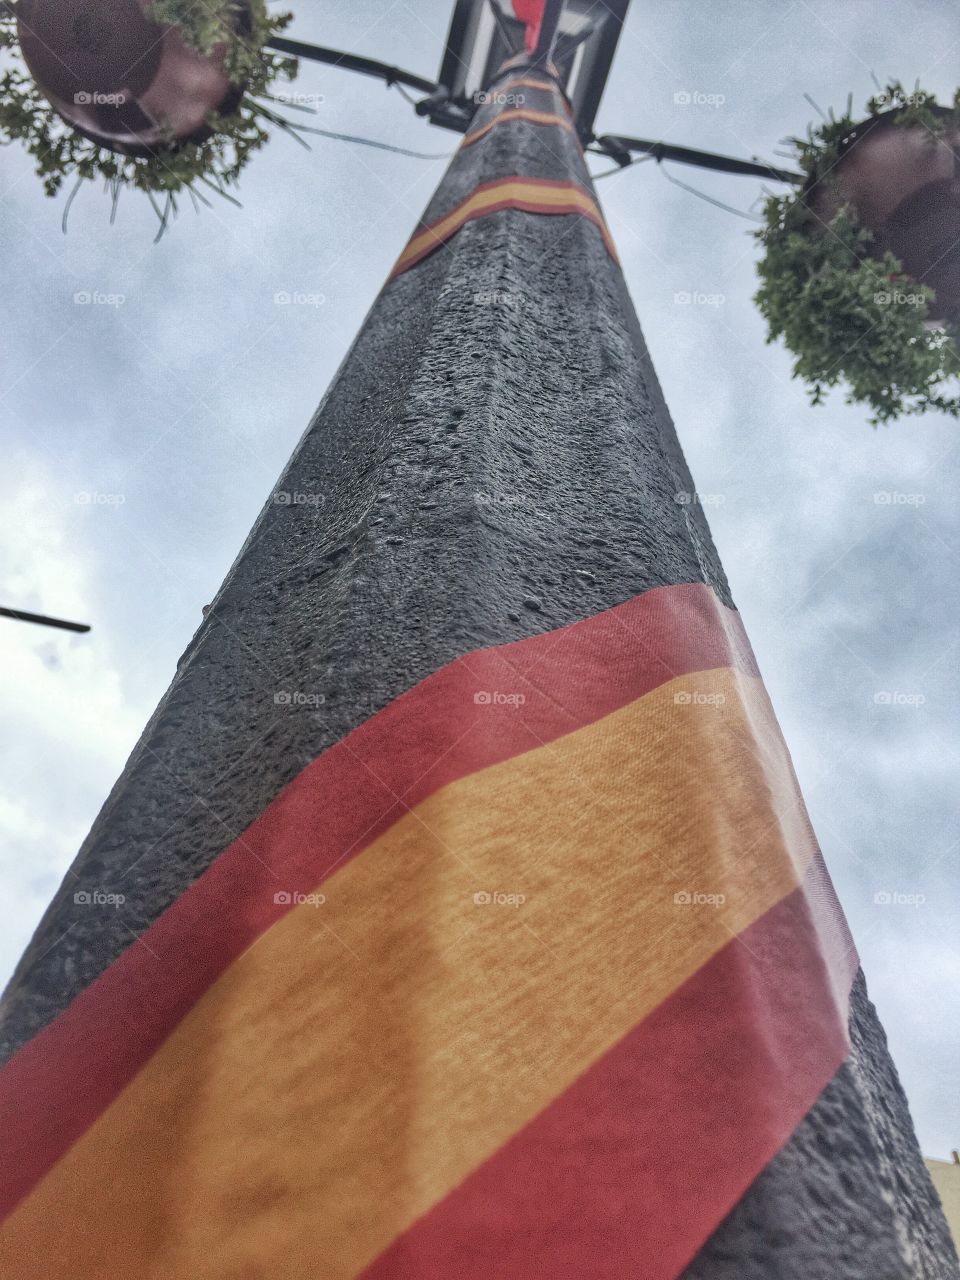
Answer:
top-left (805, 105), bottom-right (960, 323)
top-left (17, 0), bottom-right (249, 158)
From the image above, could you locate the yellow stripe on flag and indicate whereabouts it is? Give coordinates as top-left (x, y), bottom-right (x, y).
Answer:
top-left (0, 668), bottom-right (817, 1279)
top-left (463, 109), bottom-right (578, 147)
top-left (390, 177), bottom-right (616, 277)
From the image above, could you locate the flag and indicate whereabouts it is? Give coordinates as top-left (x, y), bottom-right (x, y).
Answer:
top-left (512, 0), bottom-right (546, 54)
top-left (0, 64), bottom-right (896, 1280)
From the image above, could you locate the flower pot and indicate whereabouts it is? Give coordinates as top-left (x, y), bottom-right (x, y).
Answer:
top-left (805, 106), bottom-right (960, 322)
top-left (16, 0), bottom-right (249, 157)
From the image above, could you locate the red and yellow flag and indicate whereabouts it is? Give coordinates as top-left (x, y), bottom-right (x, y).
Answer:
top-left (512, 0), bottom-right (547, 53)
top-left (0, 582), bottom-right (856, 1278)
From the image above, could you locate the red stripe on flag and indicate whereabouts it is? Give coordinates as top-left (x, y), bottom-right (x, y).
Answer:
top-left (0, 583), bottom-right (757, 1221)
top-left (389, 177), bottom-right (618, 278)
top-left (360, 855), bottom-right (857, 1280)
top-left (512, 0), bottom-right (546, 52)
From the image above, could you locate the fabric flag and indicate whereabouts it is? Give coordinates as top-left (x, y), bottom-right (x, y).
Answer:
top-left (0, 64), bottom-right (882, 1280)
top-left (512, 0), bottom-right (546, 53)
top-left (0, 582), bottom-right (856, 1277)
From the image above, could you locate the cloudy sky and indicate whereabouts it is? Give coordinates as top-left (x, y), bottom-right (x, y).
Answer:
top-left (0, 0), bottom-right (957, 1158)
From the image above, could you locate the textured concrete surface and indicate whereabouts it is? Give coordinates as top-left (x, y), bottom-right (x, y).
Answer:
top-left (1, 62), bottom-right (955, 1279)
top-left (683, 974), bottom-right (959, 1279)
top-left (0, 77), bottom-right (725, 1062)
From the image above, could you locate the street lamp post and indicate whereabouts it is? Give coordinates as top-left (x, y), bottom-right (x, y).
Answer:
top-left (0, 5), bottom-right (956, 1278)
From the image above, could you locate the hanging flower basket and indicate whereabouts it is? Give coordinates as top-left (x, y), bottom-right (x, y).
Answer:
top-left (0, 0), bottom-right (299, 229)
top-left (755, 84), bottom-right (960, 424)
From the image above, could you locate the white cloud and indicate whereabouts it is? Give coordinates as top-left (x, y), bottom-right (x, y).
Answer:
top-left (0, 476), bottom-right (148, 980)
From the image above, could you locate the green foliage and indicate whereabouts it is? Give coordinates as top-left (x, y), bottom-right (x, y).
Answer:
top-left (754, 83), bottom-right (960, 424)
top-left (0, 0), bottom-right (297, 211)
top-left (148, 0), bottom-right (288, 91)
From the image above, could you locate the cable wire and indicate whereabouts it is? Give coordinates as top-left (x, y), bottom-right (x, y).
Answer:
top-left (589, 152), bottom-right (655, 180)
top-left (658, 162), bottom-right (763, 222)
top-left (392, 81), bottom-right (420, 108)
top-left (301, 125), bottom-right (454, 160)
top-left (588, 148), bottom-right (763, 221)
top-left (246, 95), bottom-right (453, 159)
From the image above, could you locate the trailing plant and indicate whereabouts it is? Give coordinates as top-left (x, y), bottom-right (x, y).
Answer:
top-left (0, 0), bottom-right (299, 230)
top-left (754, 82), bottom-right (960, 424)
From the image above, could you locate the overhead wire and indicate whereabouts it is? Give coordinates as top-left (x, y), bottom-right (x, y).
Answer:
top-left (391, 81), bottom-right (420, 108)
top-left (589, 152), bottom-right (655, 180)
top-left (657, 162), bottom-right (764, 222)
top-left (252, 91), bottom-right (454, 159)
top-left (589, 147), bottom-right (763, 222)
top-left (288, 123), bottom-right (455, 159)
